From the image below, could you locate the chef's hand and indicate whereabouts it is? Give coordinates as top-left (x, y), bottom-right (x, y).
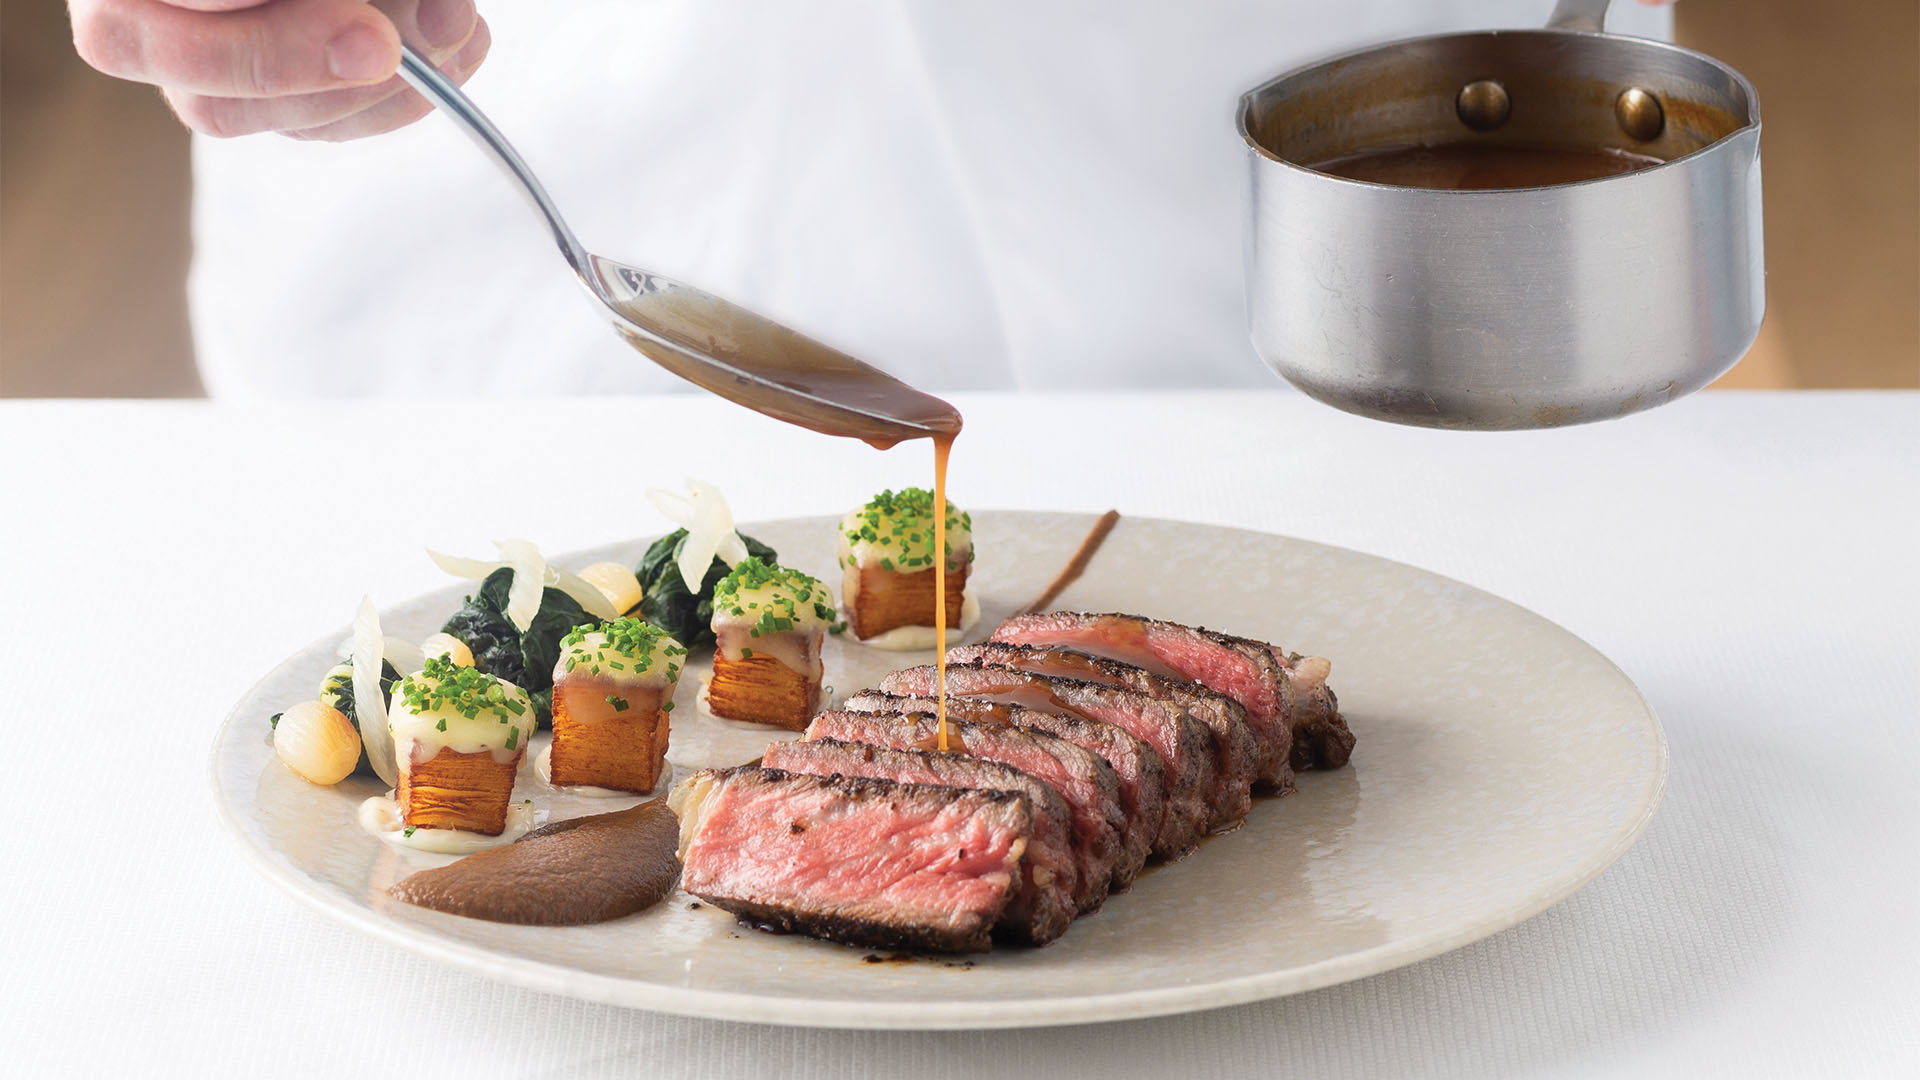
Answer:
top-left (68, 0), bottom-right (489, 141)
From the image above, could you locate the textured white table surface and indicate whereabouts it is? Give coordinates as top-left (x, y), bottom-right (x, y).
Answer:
top-left (2, 391), bottom-right (1915, 1078)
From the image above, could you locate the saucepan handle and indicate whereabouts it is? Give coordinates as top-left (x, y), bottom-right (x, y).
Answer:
top-left (1546, 0), bottom-right (1612, 33)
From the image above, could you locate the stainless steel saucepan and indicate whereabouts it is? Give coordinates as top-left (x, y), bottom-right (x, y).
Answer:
top-left (1238, 0), bottom-right (1762, 430)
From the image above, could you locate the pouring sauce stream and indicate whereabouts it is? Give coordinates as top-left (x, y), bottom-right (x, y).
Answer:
top-left (933, 436), bottom-right (952, 751)
top-left (615, 309), bottom-right (965, 748)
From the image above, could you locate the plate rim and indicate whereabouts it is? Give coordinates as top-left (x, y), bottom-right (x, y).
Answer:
top-left (209, 511), bottom-right (1667, 1029)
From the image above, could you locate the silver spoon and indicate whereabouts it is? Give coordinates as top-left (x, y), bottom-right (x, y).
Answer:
top-left (394, 46), bottom-right (959, 448)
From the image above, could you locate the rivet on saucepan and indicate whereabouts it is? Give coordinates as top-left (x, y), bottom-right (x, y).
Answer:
top-left (1616, 87), bottom-right (1665, 141)
top-left (1456, 80), bottom-right (1511, 131)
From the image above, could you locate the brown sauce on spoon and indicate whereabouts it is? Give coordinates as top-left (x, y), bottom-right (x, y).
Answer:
top-left (388, 799), bottom-right (681, 925)
top-left (610, 283), bottom-right (961, 451)
top-left (1310, 142), bottom-right (1663, 190)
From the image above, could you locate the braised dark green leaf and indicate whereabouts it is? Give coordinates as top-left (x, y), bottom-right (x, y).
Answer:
top-left (634, 529), bottom-right (777, 648)
top-left (440, 567), bottom-right (600, 726)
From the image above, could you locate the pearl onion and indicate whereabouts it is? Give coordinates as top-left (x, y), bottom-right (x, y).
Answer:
top-left (420, 632), bottom-right (474, 667)
top-left (274, 700), bottom-right (361, 785)
top-left (578, 561), bottom-right (645, 616)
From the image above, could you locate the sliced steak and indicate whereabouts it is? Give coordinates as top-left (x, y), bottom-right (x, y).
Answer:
top-left (1214, 634), bottom-right (1353, 771)
top-left (805, 710), bottom-right (1124, 912)
top-left (843, 690), bottom-right (1162, 883)
top-left (991, 611), bottom-right (1354, 771)
top-left (761, 738), bottom-right (1076, 946)
top-left (947, 641), bottom-right (1295, 795)
top-left (880, 664), bottom-right (1230, 854)
top-left (672, 766), bottom-right (1028, 953)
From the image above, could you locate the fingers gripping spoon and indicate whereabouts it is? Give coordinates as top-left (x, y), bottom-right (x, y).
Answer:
top-left (394, 46), bottom-right (960, 448)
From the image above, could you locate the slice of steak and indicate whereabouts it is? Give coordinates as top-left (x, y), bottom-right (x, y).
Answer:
top-left (843, 690), bottom-right (1162, 883)
top-left (805, 710), bottom-right (1124, 913)
top-left (947, 641), bottom-right (1295, 795)
top-left (991, 611), bottom-right (1354, 771)
top-left (842, 689), bottom-right (1020, 726)
top-left (762, 738), bottom-right (1076, 946)
top-left (672, 766), bottom-right (1028, 953)
top-left (1213, 634), bottom-right (1353, 771)
top-left (880, 665), bottom-right (1231, 854)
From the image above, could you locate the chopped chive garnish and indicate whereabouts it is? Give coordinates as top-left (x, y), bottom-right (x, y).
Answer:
top-left (396, 656), bottom-right (530, 724)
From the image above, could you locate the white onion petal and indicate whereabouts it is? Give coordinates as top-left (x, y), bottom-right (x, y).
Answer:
top-left (383, 637), bottom-right (426, 676)
top-left (351, 596), bottom-right (399, 787)
top-left (645, 487), bottom-right (694, 524)
top-left (548, 566), bottom-right (620, 620)
top-left (427, 549), bottom-right (500, 581)
top-left (648, 478), bottom-right (748, 594)
top-left (494, 539), bottom-right (547, 632)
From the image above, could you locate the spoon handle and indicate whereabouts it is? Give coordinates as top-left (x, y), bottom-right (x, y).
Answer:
top-left (394, 45), bottom-right (591, 277)
top-left (1546, 0), bottom-right (1611, 33)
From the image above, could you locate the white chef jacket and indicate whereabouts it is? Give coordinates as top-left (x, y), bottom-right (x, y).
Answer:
top-left (189, 0), bottom-right (1669, 399)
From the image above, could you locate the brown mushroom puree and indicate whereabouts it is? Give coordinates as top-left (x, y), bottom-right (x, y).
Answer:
top-left (388, 798), bottom-right (681, 925)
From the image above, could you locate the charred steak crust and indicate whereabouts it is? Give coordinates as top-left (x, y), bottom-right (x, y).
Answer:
top-left (761, 738), bottom-right (1078, 946)
top-left (842, 690), bottom-right (1018, 726)
top-left (708, 895), bottom-right (1005, 955)
top-left (843, 690), bottom-right (1163, 887)
top-left (947, 642), bottom-right (1296, 795)
top-left (678, 767), bottom-right (1031, 954)
top-left (804, 710), bottom-right (1126, 915)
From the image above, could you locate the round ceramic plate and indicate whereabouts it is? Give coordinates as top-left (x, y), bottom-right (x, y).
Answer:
top-left (211, 512), bottom-right (1665, 1029)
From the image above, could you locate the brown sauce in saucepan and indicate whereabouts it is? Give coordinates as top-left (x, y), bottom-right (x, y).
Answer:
top-left (1309, 142), bottom-right (1664, 190)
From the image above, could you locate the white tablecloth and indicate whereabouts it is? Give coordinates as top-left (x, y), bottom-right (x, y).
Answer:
top-left (3, 391), bottom-right (1915, 1078)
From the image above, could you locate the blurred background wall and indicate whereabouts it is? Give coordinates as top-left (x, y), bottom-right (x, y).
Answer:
top-left (1, 0), bottom-right (1914, 397)
top-left (3, 0), bottom-right (199, 395)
